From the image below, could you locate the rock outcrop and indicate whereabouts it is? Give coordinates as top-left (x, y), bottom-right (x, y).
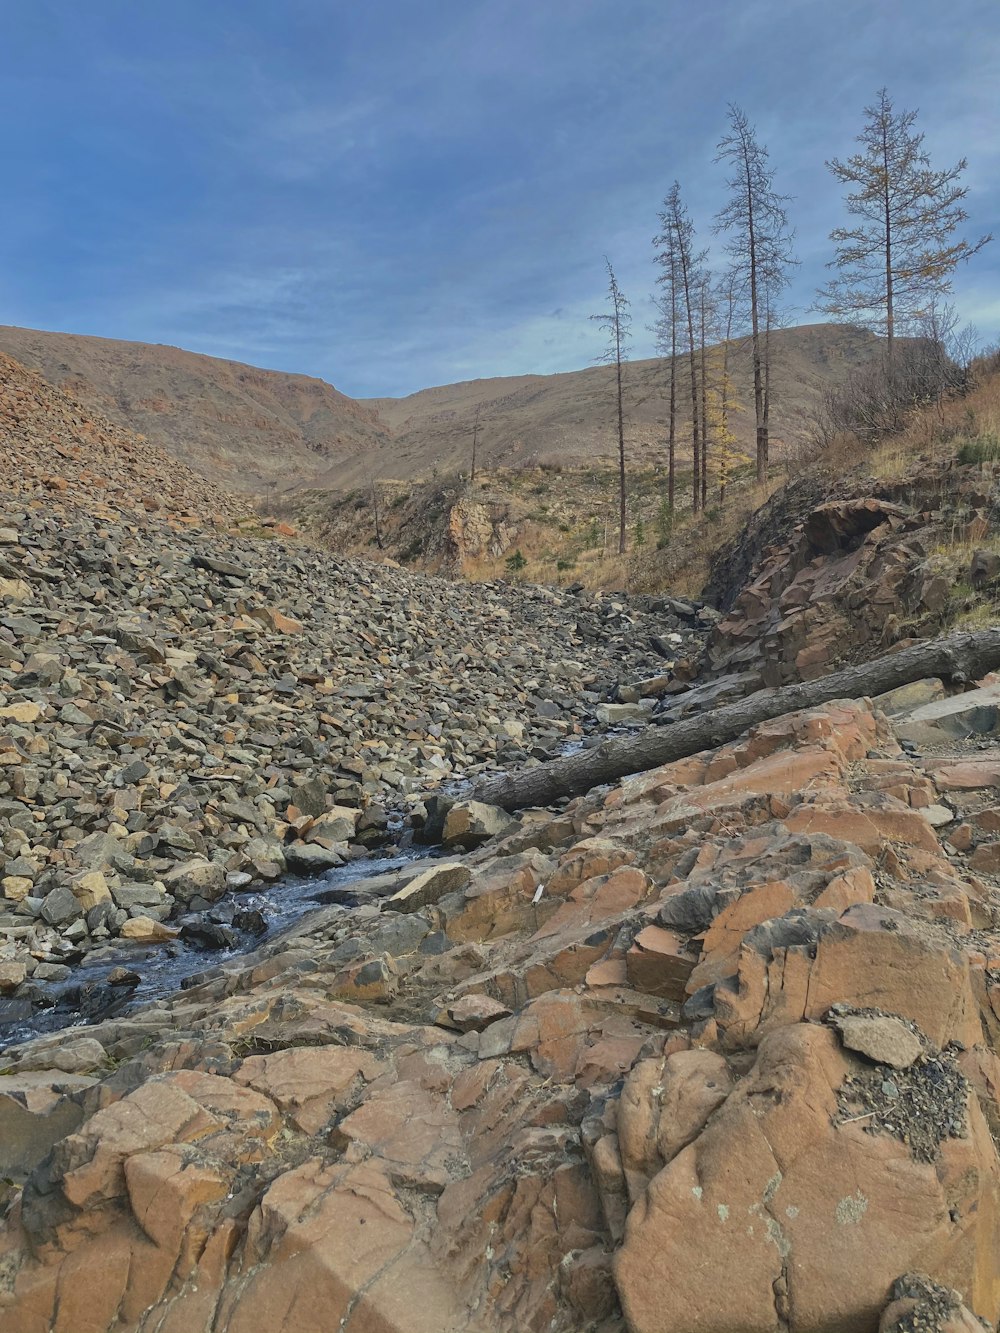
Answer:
top-left (709, 462), bottom-right (1000, 690)
top-left (4, 692), bottom-right (1000, 1330)
top-left (709, 497), bottom-right (919, 686)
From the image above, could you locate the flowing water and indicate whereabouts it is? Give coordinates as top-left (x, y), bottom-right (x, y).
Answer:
top-left (0, 725), bottom-right (647, 1054)
top-left (0, 849), bottom-right (425, 1051)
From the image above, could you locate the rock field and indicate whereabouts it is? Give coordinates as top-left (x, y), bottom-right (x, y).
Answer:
top-left (4, 348), bottom-right (1000, 1332)
top-left (0, 491), bottom-right (702, 1003)
top-left (0, 351), bottom-right (705, 1026)
top-left (4, 689), bottom-right (1000, 1331)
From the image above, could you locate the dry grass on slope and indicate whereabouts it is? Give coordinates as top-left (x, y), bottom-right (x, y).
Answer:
top-left (285, 357), bottom-right (1000, 608)
top-left (824, 355), bottom-right (1000, 488)
top-left (657, 356), bottom-right (1000, 610)
top-left (286, 456), bottom-right (787, 598)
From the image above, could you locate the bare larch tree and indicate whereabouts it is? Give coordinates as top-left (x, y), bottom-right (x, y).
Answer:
top-left (710, 267), bottom-right (746, 508)
top-left (591, 258), bottom-right (632, 554)
top-left (697, 271), bottom-right (713, 510)
top-left (818, 87), bottom-right (991, 369)
top-left (715, 104), bottom-right (795, 484)
top-left (653, 254), bottom-right (679, 512)
top-left (655, 183), bottom-right (705, 514)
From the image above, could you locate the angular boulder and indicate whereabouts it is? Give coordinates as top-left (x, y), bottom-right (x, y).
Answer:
top-left (615, 1024), bottom-right (1000, 1333)
top-left (441, 800), bottom-right (515, 850)
top-left (163, 859), bottom-right (227, 904)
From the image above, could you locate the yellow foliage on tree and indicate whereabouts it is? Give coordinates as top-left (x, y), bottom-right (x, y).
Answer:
top-left (704, 340), bottom-right (750, 507)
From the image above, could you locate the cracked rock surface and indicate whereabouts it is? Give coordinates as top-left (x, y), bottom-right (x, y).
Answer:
top-left (3, 695), bottom-right (1000, 1330)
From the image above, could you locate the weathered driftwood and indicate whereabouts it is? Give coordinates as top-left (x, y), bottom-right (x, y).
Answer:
top-left (475, 627), bottom-right (1000, 812)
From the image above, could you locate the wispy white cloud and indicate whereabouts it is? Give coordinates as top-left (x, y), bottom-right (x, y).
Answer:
top-left (0, 0), bottom-right (996, 394)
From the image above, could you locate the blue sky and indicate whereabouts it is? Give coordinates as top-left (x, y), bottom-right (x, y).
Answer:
top-left (0, 0), bottom-right (997, 397)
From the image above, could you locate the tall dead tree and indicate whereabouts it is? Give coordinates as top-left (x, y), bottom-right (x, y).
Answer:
top-left (653, 258), bottom-right (679, 512)
top-left (818, 87), bottom-right (991, 370)
top-left (470, 404), bottom-right (481, 483)
top-left (655, 184), bottom-right (705, 514)
top-left (715, 105), bottom-right (795, 484)
top-left (707, 268), bottom-right (745, 508)
top-left (590, 258), bottom-right (632, 555)
top-left (697, 272), bottom-right (715, 511)
top-left (762, 287), bottom-right (776, 457)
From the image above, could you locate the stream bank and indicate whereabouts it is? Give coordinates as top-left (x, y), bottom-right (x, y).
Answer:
top-left (0, 849), bottom-right (431, 1049)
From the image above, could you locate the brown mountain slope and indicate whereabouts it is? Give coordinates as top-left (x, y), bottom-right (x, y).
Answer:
top-left (0, 322), bottom-right (884, 497)
top-left (0, 326), bottom-right (387, 495)
top-left (0, 351), bottom-right (251, 527)
top-left (359, 323), bottom-right (887, 484)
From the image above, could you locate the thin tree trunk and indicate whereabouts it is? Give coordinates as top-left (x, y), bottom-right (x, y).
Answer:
top-left (616, 324), bottom-right (626, 555)
top-left (881, 108), bottom-right (895, 372)
top-left (762, 308), bottom-right (771, 465)
top-left (742, 154), bottom-right (766, 484)
top-left (699, 285), bottom-right (709, 511)
top-left (668, 272), bottom-right (677, 512)
top-left (370, 479), bottom-right (384, 550)
top-left (473, 628), bottom-right (1000, 811)
top-left (471, 405), bottom-right (480, 483)
top-left (719, 335), bottom-right (731, 507)
top-left (680, 260), bottom-right (700, 515)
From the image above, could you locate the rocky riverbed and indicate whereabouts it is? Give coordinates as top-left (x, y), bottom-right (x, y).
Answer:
top-left (0, 849), bottom-right (433, 1048)
top-left (4, 689), bottom-right (1000, 1331)
top-left (0, 483), bottom-right (711, 1027)
top-left (8, 346), bottom-right (1000, 1332)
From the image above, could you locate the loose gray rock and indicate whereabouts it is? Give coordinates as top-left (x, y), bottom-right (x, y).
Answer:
top-left (441, 800), bottom-right (515, 850)
top-left (283, 843), bottom-right (345, 875)
top-left (835, 1013), bottom-right (924, 1070)
top-left (163, 860), bottom-right (227, 905)
top-left (39, 886), bottom-right (82, 927)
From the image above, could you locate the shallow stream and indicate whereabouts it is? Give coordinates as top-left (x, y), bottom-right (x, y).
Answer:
top-left (0, 720), bottom-right (657, 1054)
top-left (0, 849), bottom-right (422, 1051)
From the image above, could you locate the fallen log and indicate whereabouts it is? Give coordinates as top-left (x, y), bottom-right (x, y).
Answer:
top-left (475, 627), bottom-right (1000, 812)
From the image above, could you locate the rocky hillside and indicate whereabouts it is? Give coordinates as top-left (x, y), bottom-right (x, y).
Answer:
top-left (362, 322), bottom-right (886, 481)
top-left (0, 326), bottom-right (389, 494)
top-left (0, 322), bottom-right (886, 497)
top-left (0, 352), bottom-right (252, 527)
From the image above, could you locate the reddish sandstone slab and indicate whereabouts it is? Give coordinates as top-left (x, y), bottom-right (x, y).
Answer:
top-left (626, 926), bottom-right (698, 1001)
top-left (782, 798), bottom-right (941, 855)
top-left (923, 759), bottom-right (1000, 791)
top-left (615, 1025), bottom-right (1000, 1333)
top-left (234, 1046), bottom-right (383, 1134)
